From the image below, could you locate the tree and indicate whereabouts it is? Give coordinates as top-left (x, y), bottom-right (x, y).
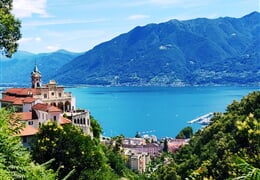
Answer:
top-left (175, 126), bottom-right (193, 139)
top-left (233, 156), bottom-right (260, 180)
top-left (0, 0), bottom-right (21, 57)
top-left (163, 139), bottom-right (168, 152)
top-left (0, 108), bottom-right (56, 179)
top-left (31, 121), bottom-right (112, 179)
top-left (90, 115), bottom-right (102, 140)
top-left (31, 117), bottom-right (141, 179)
top-left (135, 131), bottom-right (141, 138)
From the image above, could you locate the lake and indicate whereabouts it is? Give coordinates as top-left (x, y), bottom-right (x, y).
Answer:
top-left (66, 86), bottom-right (259, 139)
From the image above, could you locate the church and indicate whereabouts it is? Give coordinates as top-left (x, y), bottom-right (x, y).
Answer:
top-left (0, 64), bottom-right (92, 148)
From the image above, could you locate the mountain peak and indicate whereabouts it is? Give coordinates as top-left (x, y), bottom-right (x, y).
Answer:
top-left (242, 11), bottom-right (260, 18)
top-left (53, 12), bottom-right (260, 86)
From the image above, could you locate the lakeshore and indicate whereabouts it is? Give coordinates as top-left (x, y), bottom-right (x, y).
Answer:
top-left (66, 86), bottom-right (259, 138)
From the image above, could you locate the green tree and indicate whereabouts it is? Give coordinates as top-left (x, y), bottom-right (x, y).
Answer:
top-left (163, 138), bottom-right (168, 152)
top-left (0, 0), bottom-right (21, 57)
top-left (152, 161), bottom-right (180, 180)
top-left (175, 126), bottom-right (193, 139)
top-left (31, 121), bottom-right (118, 179)
top-left (90, 115), bottom-right (102, 140)
top-left (135, 131), bottom-right (141, 138)
top-left (0, 108), bottom-right (56, 179)
top-left (233, 156), bottom-right (260, 180)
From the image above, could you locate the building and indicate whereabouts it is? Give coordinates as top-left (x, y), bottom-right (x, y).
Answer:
top-left (125, 150), bottom-right (151, 173)
top-left (0, 64), bottom-right (76, 112)
top-left (167, 139), bottom-right (189, 153)
top-left (0, 64), bottom-right (92, 147)
top-left (123, 143), bottom-right (161, 158)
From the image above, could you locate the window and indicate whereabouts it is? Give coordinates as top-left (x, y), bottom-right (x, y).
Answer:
top-left (44, 94), bottom-right (47, 98)
top-left (53, 116), bottom-right (57, 121)
top-left (28, 121), bottom-right (33, 125)
top-left (22, 137), bottom-right (27, 143)
top-left (59, 93), bottom-right (62, 97)
top-left (51, 92), bottom-right (55, 96)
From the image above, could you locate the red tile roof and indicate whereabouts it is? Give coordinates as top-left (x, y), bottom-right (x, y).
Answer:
top-left (48, 106), bottom-right (62, 112)
top-left (19, 125), bottom-right (39, 136)
top-left (13, 98), bottom-right (24, 105)
top-left (3, 88), bottom-right (37, 96)
top-left (33, 103), bottom-right (62, 112)
top-left (15, 112), bottom-right (32, 121)
top-left (0, 95), bottom-right (17, 102)
top-left (23, 97), bottom-right (36, 103)
top-left (0, 95), bottom-right (36, 105)
top-left (60, 116), bottom-right (72, 125)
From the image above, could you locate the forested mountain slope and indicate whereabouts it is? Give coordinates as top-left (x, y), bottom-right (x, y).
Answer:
top-left (0, 50), bottom-right (81, 86)
top-left (54, 12), bottom-right (260, 86)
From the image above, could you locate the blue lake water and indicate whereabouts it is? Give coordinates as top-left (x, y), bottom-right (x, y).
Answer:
top-left (67, 86), bottom-right (259, 138)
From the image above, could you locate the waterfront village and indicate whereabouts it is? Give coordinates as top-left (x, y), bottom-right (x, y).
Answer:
top-left (0, 65), bottom-right (190, 173)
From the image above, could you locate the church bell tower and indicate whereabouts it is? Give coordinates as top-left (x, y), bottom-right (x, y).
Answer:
top-left (31, 63), bottom-right (42, 88)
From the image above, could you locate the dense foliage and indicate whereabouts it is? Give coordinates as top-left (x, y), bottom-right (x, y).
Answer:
top-left (0, 109), bottom-right (56, 179)
top-left (30, 118), bottom-right (138, 179)
top-left (150, 91), bottom-right (260, 179)
top-left (0, 0), bottom-right (21, 57)
top-left (175, 126), bottom-right (193, 139)
top-left (90, 115), bottom-right (102, 140)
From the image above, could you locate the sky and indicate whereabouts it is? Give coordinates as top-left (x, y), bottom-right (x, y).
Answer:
top-left (12, 0), bottom-right (259, 53)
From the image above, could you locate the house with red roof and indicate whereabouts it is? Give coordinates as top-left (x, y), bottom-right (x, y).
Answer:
top-left (0, 64), bottom-right (92, 148)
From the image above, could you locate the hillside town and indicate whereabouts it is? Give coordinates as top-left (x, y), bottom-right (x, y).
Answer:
top-left (0, 65), bottom-right (189, 173)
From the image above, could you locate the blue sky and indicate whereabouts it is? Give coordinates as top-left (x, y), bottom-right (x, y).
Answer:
top-left (12, 0), bottom-right (259, 53)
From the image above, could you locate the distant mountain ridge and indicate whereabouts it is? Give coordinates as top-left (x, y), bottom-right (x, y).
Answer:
top-left (1, 12), bottom-right (260, 87)
top-left (0, 50), bottom-right (82, 86)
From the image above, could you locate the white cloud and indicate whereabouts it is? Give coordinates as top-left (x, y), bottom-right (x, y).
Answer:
top-left (18, 37), bottom-right (42, 43)
top-left (35, 37), bottom-right (42, 42)
top-left (12, 0), bottom-right (49, 18)
top-left (128, 14), bottom-right (150, 20)
top-left (22, 18), bottom-right (107, 27)
top-left (46, 45), bottom-right (60, 51)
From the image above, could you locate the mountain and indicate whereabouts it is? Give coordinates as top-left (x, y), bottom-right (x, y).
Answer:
top-left (0, 50), bottom-right (82, 86)
top-left (54, 12), bottom-right (260, 86)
